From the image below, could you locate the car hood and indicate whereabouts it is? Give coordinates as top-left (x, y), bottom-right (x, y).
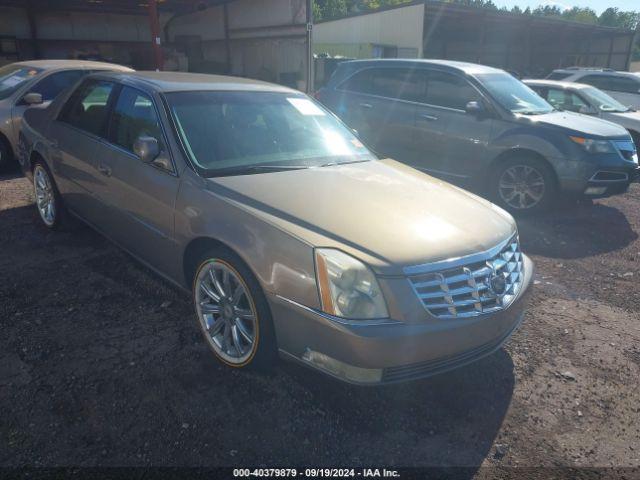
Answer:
top-left (208, 159), bottom-right (516, 275)
top-left (517, 111), bottom-right (629, 138)
top-left (602, 111), bottom-right (640, 131)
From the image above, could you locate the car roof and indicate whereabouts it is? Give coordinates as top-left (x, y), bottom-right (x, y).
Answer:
top-left (552, 67), bottom-right (636, 77)
top-left (89, 71), bottom-right (299, 94)
top-left (524, 79), bottom-right (591, 90)
top-left (339, 58), bottom-right (505, 75)
top-left (9, 59), bottom-right (133, 72)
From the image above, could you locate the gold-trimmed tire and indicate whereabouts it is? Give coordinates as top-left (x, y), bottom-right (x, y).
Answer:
top-left (193, 248), bottom-right (277, 370)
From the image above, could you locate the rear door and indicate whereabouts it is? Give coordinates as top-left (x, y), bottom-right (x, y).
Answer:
top-left (330, 67), bottom-right (417, 160)
top-left (413, 70), bottom-right (492, 180)
top-left (97, 85), bottom-right (180, 276)
top-left (48, 78), bottom-right (117, 223)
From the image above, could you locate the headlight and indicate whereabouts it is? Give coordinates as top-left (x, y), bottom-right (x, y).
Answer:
top-left (569, 136), bottom-right (616, 154)
top-left (314, 248), bottom-right (389, 319)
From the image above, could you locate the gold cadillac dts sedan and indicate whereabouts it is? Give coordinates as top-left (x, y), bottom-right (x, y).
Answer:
top-left (19, 71), bottom-right (533, 384)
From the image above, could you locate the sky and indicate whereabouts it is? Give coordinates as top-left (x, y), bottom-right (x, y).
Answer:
top-left (492, 0), bottom-right (636, 14)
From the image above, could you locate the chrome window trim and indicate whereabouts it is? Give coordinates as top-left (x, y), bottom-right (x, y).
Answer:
top-left (335, 66), bottom-right (485, 114)
top-left (402, 232), bottom-right (517, 276)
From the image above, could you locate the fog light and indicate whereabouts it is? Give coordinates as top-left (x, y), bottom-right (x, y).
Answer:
top-left (302, 349), bottom-right (383, 384)
top-left (584, 186), bottom-right (607, 196)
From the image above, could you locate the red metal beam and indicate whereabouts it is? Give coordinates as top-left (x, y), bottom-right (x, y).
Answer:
top-left (148, 0), bottom-right (164, 71)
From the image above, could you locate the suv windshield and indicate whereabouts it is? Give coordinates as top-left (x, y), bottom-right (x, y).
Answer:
top-left (580, 86), bottom-right (631, 113)
top-left (477, 72), bottom-right (553, 115)
top-left (0, 65), bottom-right (43, 100)
top-left (166, 91), bottom-right (376, 176)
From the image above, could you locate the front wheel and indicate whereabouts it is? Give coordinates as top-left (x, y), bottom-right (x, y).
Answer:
top-left (193, 249), bottom-right (277, 370)
top-left (491, 157), bottom-right (557, 214)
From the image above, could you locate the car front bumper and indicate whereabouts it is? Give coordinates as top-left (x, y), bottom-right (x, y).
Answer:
top-left (269, 255), bottom-right (533, 385)
top-left (554, 152), bottom-right (639, 198)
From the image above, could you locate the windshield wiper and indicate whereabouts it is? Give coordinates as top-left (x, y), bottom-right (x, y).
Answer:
top-left (316, 159), bottom-right (371, 168)
top-left (245, 165), bottom-right (309, 172)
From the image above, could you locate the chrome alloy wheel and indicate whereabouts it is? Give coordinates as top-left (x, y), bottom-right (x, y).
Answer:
top-left (498, 164), bottom-right (546, 210)
top-left (194, 260), bottom-right (258, 366)
top-left (33, 165), bottom-right (56, 227)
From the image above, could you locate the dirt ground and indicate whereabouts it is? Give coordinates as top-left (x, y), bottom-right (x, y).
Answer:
top-left (1, 171), bottom-right (639, 477)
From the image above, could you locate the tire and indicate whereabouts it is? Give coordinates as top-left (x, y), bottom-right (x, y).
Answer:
top-left (629, 130), bottom-right (640, 151)
top-left (490, 155), bottom-right (557, 214)
top-left (32, 160), bottom-right (67, 230)
top-left (0, 136), bottom-right (13, 172)
top-left (192, 247), bottom-right (277, 370)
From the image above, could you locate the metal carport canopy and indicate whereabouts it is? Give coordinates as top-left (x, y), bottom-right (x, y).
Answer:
top-left (0, 0), bottom-right (235, 71)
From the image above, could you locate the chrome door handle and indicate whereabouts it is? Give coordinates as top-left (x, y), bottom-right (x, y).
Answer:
top-left (98, 164), bottom-right (112, 177)
top-left (418, 114), bottom-right (438, 122)
top-left (359, 103), bottom-right (373, 109)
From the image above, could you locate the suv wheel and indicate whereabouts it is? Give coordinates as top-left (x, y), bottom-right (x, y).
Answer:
top-left (193, 248), bottom-right (277, 370)
top-left (492, 156), bottom-right (556, 214)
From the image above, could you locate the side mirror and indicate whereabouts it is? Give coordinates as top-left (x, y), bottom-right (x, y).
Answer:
top-left (23, 92), bottom-right (43, 105)
top-left (133, 135), bottom-right (160, 163)
top-left (465, 101), bottom-right (485, 116)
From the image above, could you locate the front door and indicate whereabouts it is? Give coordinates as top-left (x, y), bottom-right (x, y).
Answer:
top-left (414, 70), bottom-right (493, 181)
top-left (97, 85), bottom-right (180, 277)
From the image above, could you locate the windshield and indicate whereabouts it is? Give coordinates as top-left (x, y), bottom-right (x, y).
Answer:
top-left (476, 72), bottom-right (553, 115)
top-left (0, 65), bottom-right (43, 100)
top-left (580, 86), bottom-right (631, 113)
top-left (165, 91), bottom-right (376, 176)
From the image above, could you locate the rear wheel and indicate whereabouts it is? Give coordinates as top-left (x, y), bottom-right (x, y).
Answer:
top-left (33, 162), bottom-right (63, 229)
top-left (491, 156), bottom-right (557, 214)
top-left (0, 136), bottom-right (13, 172)
top-left (193, 248), bottom-right (277, 370)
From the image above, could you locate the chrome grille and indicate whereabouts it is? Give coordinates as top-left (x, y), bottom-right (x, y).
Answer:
top-left (407, 236), bottom-right (524, 319)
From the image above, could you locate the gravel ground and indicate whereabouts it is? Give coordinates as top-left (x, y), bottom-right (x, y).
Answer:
top-left (1, 172), bottom-right (639, 476)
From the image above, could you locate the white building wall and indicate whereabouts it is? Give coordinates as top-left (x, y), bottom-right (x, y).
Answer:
top-left (313, 3), bottom-right (424, 57)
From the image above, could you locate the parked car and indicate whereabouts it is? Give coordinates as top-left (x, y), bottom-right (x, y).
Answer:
top-left (545, 67), bottom-right (640, 111)
top-left (0, 59), bottom-right (133, 170)
top-left (19, 71), bottom-right (533, 385)
top-left (316, 59), bottom-right (639, 213)
top-left (524, 79), bottom-right (640, 147)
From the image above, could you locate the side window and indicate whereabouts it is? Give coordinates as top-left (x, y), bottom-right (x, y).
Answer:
top-left (370, 68), bottom-right (426, 102)
top-left (340, 69), bottom-right (374, 94)
top-left (546, 88), bottom-right (566, 110)
top-left (59, 80), bottom-right (115, 136)
top-left (339, 68), bottom-right (426, 102)
top-left (567, 91), bottom-right (588, 112)
top-left (108, 86), bottom-right (163, 153)
top-left (580, 74), bottom-right (640, 94)
top-left (30, 70), bottom-right (85, 102)
top-left (545, 88), bottom-right (587, 112)
top-left (425, 71), bottom-right (480, 110)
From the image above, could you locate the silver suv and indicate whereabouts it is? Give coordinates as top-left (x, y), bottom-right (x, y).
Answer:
top-left (546, 68), bottom-right (640, 111)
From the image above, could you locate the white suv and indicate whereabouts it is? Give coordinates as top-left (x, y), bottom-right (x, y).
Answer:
top-left (546, 68), bottom-right (640, 111)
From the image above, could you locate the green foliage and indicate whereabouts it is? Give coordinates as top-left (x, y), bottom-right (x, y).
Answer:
top-left (313, 0), bottom-right (639, 29)
top-left (312, 0), bottom-right (640, 61)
